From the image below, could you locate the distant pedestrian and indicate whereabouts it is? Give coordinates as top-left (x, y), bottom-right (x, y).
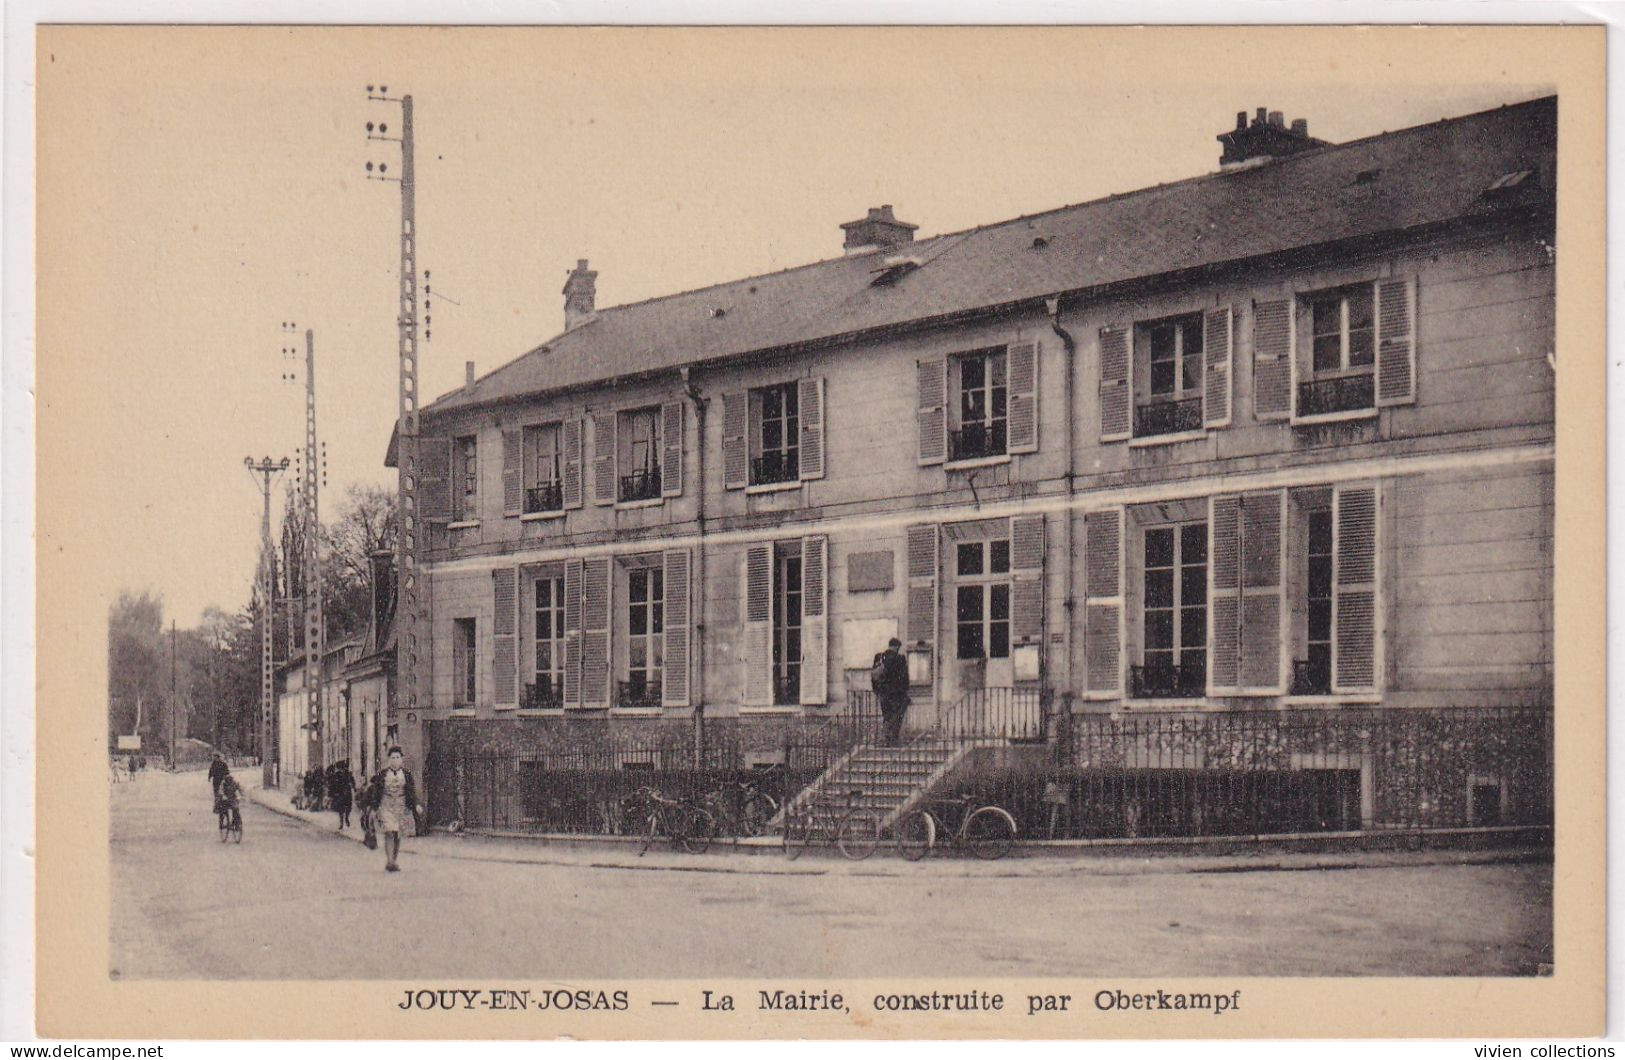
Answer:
top-left (364, 747), bottom-right (424, 873)
top-left (871, 637), bottom-right (912, 747)
top-left (329, 760), bottom-right (354, 830)
top-left (208, 752), bottom-right (228, 798)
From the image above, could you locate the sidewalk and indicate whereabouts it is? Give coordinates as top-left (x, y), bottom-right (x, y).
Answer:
top-left (246, 781), bottom-right (1549, 879)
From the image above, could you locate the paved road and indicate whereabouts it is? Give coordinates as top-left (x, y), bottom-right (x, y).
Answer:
top-left (111, 770), bottom-right (1552, 980)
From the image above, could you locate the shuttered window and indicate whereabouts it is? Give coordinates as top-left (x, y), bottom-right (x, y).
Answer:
top-left (1083, 508), bottom-right (1124, 697)
top-left (949, 347), bottom-right (1008, 462)
top-left (1293, 279), bottom-right (1413, 420)
top-left (501, 429), bottom-right (523, 517)
top-left (1134, 522), bottom-right (1207, 699)
top-left (916, 359), bottom-right (947, 465)
top-left (453, 435), bottom-right (478, 521)
top-left (1098, 327), bottom-right (1132, 442)
top-left (1009, 514), bottom-right (1044, 646)
top-left (1208, 490), bottom-right (1286, 695)
top-left (799, 535), bottom-right (828, 706)
top-left (622, 565), bottom-right (663, 708)
top-left (1333, 484), bottom-right (1379, 693)
top-left (660, 401), bottom-right (684, 498)
top-left (563, 558), bottom-right (583, 706)
top-left (905, 524), bottom-right (939, 663)
top-left (591, 413), bottom-right (616, 506)
top-left (661, 549), bottom-right (691, 708)
top-left (1375, 278), bottom-right (1417, 406)
top-left (491, 567), bottom-right (519, 708)
top-left (741, 544), bottom-right (774, 706)
top-left (532, 574), bottom-right (565, 708)
top-left (618, 407), bottom-right (662, 503)
top-left (741, 538), bottom-right (827, 708)
top-left (580, 556), bottom-right (612, 707)
top-left (560, 419), bottom-right (585, 510)
top-left (797, 377), bottom-right (826, 481)
top-left (1252, 299), bottom-right (1294, 420)
top-left (451, 617), bottom-right (476, 706)
top-left (520, 423), bottom-right (564, 515)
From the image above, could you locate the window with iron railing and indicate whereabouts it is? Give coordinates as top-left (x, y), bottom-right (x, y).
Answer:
top-left (1139, 521), bottom-right (1207, 697)
top-left (619, 407), bottom-right (662, 501)
top-left (525, 482), bottom-right (564, 515)
top-left (1134, 396), bottom-right (1203, 438)
top-left (1134, 314), bottom-right (1204, 438)
top-left (453, 435), bottom-right (479, 521)
top-left (949, 348), bottom-right (1008, 461)
top-left (1298, 286), bottom-right (1376, 417)
top-left (949, 420), bottom-right (1007, 462)
top-left (524, 423), bottom-right (563, 513)
top-left (751, 382), bottom-right (800, 485)
top-left (619, 466), bottom-right (662, 503)
top-left (1299, 507), bottom-right (1333, 694)
top-left (751, 451), bottom-right (800, 486)
top-left (616, 678), bottom-right (663, 710)
top-left (1297, 374), bottom-right (1375, 417)
top-left (524, 677), bottom-right (564, 710)
top-left (1290, 659), bottom-right (1332, 697)
top-left (534, 575), bottom-right (565, 706)
top-left (1130, 663), bottom-right (1207, 699)
top-left (624, 566), bottom-right (663, 705)
top-left (773, 544), bottom-right (802, 705)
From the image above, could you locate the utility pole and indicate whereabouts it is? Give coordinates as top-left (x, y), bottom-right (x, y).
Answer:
top-left (245, 455), bottom-right (289, 788)
top-left (170, 619), bottom-right (177, 770)
top-left (292, 324), bottom-right (326, 777)
top-left (366, 84), bottom-right (426, 757)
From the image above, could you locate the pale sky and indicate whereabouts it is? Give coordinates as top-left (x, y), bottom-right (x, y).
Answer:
top-left (37, 26), bottom-right (1557, 626)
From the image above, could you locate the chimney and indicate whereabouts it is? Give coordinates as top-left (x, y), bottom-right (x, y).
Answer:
top-left (563, 259), bottom-right (597, 331)
top-left (464, 361), bottom-right (476, 394)
top-left (839, 204), bottom-right (918, 256)
top-left (1218, 107), bottom-right (1330, 168)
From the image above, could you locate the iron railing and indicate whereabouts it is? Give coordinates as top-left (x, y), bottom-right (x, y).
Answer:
top-left (1290, 658), bottom-right (1332, 696)
top-left (525, 482), bottom-right (564, 515)
top-left (1135, 396), bottom-right (1202, 437)
top-left (619, 467), bottom-right (662, 502)
top-left (773, 673), bottom-right (802, 707)
top-left (938, 686), bottom-right (1046, 742)
top-left (751, 451), bottom-right (799, 486)
top-left (1129, 663), bottom-right (1207, 699)
top-left (616, 679), bottom-right (663, 710)
top-left (1297, 373), bottom-right (1374, 417)
top-left (949, 422), bottom-right (1006, 462)
top-left (524, 678), bottom-right (564, 710)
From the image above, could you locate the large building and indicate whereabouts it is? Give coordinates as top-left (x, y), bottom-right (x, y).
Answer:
top-left (389, 98), bottom-right (1555, 836)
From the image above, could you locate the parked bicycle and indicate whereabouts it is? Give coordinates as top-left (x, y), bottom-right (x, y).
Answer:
top-left (704, 770), bottom-right (782, 838)
top-left (628, 786), bottom-right (715, 856)
top-left (782, 787), bottom-right (879, 861)
top-left (893, 794), bottom-right (1016, 860)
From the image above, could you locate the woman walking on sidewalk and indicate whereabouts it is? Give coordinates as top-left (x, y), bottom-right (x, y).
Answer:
top-left (364, 747), bottom-right (424, 873)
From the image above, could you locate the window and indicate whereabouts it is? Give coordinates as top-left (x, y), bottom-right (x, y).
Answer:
top-left (453, 435), bottom-right (478, 521)
top-left (1132, 522), bottom-right (1207, 698)
top-left (452, 617), bottom-right (476, 706)
top-left (619, 408), bottom-right (661, 502)
top-left (530, 576), bottom-right (565, 707)
top-left (1291, 506), bottom-right (1335, 695)
top-left (622, 566), bottom-right (663, 707)
top-left (949, 347), bottom-right (1008, 462)
top-left (1299, 285), bottom-right (1375, 416)
top-left (750, 382), bottom-right (800, 485)
top-left (955, 537), bottom-right (1011, 660)
top-left (1135, 313), bottom-right (1204, 438)
top-left (772, 544), bottom-right (803, 705)
top-left (523, 424), bottom-right (563, 514)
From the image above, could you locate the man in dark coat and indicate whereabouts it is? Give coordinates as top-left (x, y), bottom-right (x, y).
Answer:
top-left (208, 752), bottom-right (229, 798)
top-left (871, 637), bottom-right (912, 747)
top-left (328, 760), bottom-right (354, 830)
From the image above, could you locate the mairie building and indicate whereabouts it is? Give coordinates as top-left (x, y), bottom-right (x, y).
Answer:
top-left (385, 99), bottom-right (1555, 839)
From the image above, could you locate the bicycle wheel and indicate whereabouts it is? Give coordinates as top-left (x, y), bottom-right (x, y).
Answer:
top-left (738, 792), bottom-right (776, 838)
top-left (682, 807), bottom-right (716, 855)
top-left (232, 812), bottom-right (243, 844)
top-left (894, 809), bottom-right (935, 861)
top-left (836, 810), bottom-right (880, 861)
top-left (639, 810), bottom-right (662, 857)
top-left (965, 806), bottom-right (1017, 860)
top-left (219, 812), bottom-right (229, 843)
top-left (782, 809), bottom-right (809, 860)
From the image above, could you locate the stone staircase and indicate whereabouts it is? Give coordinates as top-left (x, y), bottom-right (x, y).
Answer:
top-left (781, 738), bottom-right (971, 834)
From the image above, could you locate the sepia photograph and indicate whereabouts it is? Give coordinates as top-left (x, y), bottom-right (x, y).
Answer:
top-left (25, 20), bottom-right (1606, 1041)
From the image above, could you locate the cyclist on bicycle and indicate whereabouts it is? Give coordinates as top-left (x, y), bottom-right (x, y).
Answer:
top-left (214, 769), bottom-right (243, 833)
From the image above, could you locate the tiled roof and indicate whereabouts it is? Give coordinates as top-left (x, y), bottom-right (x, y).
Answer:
top-left (426, 96), bottom-right (1555, 416)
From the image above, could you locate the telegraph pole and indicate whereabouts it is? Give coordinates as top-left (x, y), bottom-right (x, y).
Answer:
top-left (294, 324), bottom-right (326, 776)
top-left (245, 455), bottom-right (290, 788)
top-left (366, 84), bottom-right (426, 755)
top-left (170, 619), bottom-right (177, 770)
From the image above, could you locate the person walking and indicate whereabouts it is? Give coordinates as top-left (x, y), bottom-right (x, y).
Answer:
top-left (364, 747), bottom-right (424, 873)
top-left (329, 760), bottom-right (354, 830)
top-left (871, 637), bottom-right (912, 747)
top-left (208, 752), bottom-right (229, 798)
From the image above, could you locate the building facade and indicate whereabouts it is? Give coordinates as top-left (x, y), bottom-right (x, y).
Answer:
top-left (390, 100), bottom-right (1556, 829)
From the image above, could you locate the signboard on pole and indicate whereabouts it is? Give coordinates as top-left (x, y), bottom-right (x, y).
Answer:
top-left (116, 735), bottom-right (142, 752)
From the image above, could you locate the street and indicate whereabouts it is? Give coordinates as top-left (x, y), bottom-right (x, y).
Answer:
top-left (111, 770), bottom-right (1552, 980)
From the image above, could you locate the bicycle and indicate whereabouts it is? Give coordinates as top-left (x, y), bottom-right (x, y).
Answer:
top-left (782, 787), bottom-right (880, 861)
top-left (704, 772), bottom-right (782, 838)
top-left (894, 794), bottom-right (1017, 861)
top-left (216, 798), bottom-right (243, 844)
top-left (630, 786), bottom-right (714, 856)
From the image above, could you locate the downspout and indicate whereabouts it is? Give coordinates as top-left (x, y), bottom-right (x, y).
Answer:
top-left (1046, 297), bottom-right (1077, 749)
top-left (681, 367), bottom-right (708, 767)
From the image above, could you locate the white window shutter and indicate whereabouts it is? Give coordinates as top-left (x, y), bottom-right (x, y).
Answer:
top-left (418, 436), bottom-right (454, 522)
top-left (561, 418), bottom-right (585, 510)
top-left (1083, 509), bottom-right (1124, 697)
top-left (1252, 299), bottom-right (1294, 421)
top-left (660, 401), bottom-right (684, 498)
top-left (591, 413), bottom-right (616, 506)
top-left (722, 391), bottom-right (748, 490)
top-left (1207, 495), bottom-right (1241, 695)
top-left (1009, 514), bottom-right (1044, 646)
top-left (904, 524), bottom-right (938, 659)
top-left (492, 567), bottom-right (518, 707)
top-left (662, 548), bottom-right (691, 707)
top-left (916, 359), bottom-right (947, 465)
top-left (1238, 490), bottom-right (1286, 693)
top-left (1333, 484), bottom-right (1379, 693)
top-left (742, 544), bottom-right (773, 706)
top-left (799, 535), bottom-right (828, 706)
top-left (580, 556), bottom-right (612, 707)
top-left (1203, 305), bottom-right (1233, 428)
top-left (501, 429), bottom-right (523, 516)
top-left (1099, 327), bottom-right (1132, 442)
top-left (1007, 342), bottom-right (1039, 453)
top-left (1375, 278), bottom-right (1417, 407)
top-left (563, 558), bottom-right (583, 707)
top-left (798, 377), bottom-right (826, 481)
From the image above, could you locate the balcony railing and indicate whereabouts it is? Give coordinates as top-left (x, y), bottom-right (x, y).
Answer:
top-left (773, 673), bottom-right (802, 707)
top-left (1135, 396), bottom-right (1203, 438)
top-left (751, 451), bottom-right (800, 486)
top-left (949, 421), bottom-right (1007, 462)
top-left (524, 677), bottom-right (564, 710)
top-left (617, 678), bottom-right (663, 710)
top-left (525, 482), bottom-right (563, 515)
top-left (1129, 663), bottom-right (1207, 699)
top-left (1297, 373), bottom-right (1374, 417)
top-left (1291, 658), bottom-right (1332, 697)
top-left (619, 466), bottom-right (662, 503)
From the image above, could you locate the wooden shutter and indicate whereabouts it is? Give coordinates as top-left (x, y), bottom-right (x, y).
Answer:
top-left (1238, 490), bottom-right (1286, 693)
top-left (561, 418), bottom-right (585, 510)
top-left (1333, 484), bottom-right (1379, 693)
top-left (916, 358), bottom-right (947, 465)
top-left (1203, 305), bottom-right (1233, 428)
top-left (1207, 495), bottom-right (1241, 694)
top-left (660, 401), bottom-right (683, 498)
top-left (491, 567), bottom-right (518, 707)
top-left (563, 557), bottom-right (583, 707)
top-left (904, 524), bottom-right (938, 659)
top-left (501, 429), bottom-right (523, 517)
top-left (1375, 277), bottom-right (1417, 407)
top-left (580, 556), bottom-right (612, 707)
top-left (1252, 299), bottom-right (1294, 421)
top-left (722, 390), bottom-right (748, 490)
top-left (662, 548), bottom-right (691, 707)
top-left (799, 535), bottom-right (828, 705)
top-left (1007, 341), bottom-right (1039, 454)
top-left (1099, 326), bottom-right (1131, 442)
top-left (418, 436), bottom-right (453, 522)
top-left (591, 412), bottom-right (616, 506)
top-left (1009, 514), bottom-right (1044, 645)
top-left (798, 377), bottom-right (826, 481)
top-left (742, 544), bottom-right (773, 706)
top-left (1083, 509), bottom-right (1124, 696)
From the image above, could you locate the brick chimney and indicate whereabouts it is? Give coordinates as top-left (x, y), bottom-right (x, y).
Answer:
top-left (563, 259), bottom-right (597, 330)
top-left (1217, 107), bottom-right (1330, 168)
top-left (840, 205), bottom-right (918, 256)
